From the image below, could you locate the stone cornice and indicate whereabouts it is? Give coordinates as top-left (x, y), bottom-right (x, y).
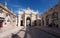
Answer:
top-left (0, 4), bottom-right (16, 17)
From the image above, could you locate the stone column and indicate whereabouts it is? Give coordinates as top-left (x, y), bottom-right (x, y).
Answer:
top-left (25, 15), bottom-right (26, 28)
top-left (18, 15), bottom-right (21, 26)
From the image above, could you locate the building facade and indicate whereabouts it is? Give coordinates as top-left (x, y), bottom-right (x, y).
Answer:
top-left (41, 0), bottom-right (60, 28)
top-left (0, 2), bottom-right (17, 32)
top-left (18, 8), bottom-right (40, 27)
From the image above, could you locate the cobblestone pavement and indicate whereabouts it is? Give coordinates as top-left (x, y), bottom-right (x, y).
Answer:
top-left (16, 27), bottom-right (58, 38)
top-left (0, 26), bottom-right (24, 38)
top-left (0, 26), bottom-right (59, 38)
top-left (34, 26), bottom-right (60, 38)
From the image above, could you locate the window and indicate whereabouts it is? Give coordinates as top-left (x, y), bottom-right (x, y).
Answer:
top-left (34, 20), bottom-right (36, 26)
top-left (42, 17), bottom-right (44, 25)
top-left (5, 23), bottom-right (6, 25)
top-left (13, 16), bottom-right (15, 18)
top-left (46, 15), bottom-right (49, 25)
top-left (52, 12), bottom-right (58, 20)
top-left (6, 14), bottom-right (8, 17)
top-left (7, 19), bottom-right (10, 22)
top-left (0, 10), bottom-right (3, 14)
top-left (13, 20), bottom-right (15, 22)
top-left (46, 19), bottom-right (49, 25)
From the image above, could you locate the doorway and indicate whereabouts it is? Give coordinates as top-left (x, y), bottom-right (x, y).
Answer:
top-left (0, 20), bottom-right (3, 28)
top-left (21, 20), bottom-right (23, 26)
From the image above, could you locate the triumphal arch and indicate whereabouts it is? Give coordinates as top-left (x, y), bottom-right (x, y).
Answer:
top-left (18, 8), bottom-right (38, 27)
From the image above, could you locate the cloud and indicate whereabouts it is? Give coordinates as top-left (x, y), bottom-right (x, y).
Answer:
top-left (38, 12), bottom-right (43, 15)
top-left (13, 5), bottom-right (20, 8)
top-left (14, 8), bottom-right (25, 14)
top-left (9, 4), bottom-right (20, 8)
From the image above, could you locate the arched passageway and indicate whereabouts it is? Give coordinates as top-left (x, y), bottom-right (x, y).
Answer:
top-left (26, 17), bottom-right (31, 26)
top-left (21, 20), bottom-right (24, 26)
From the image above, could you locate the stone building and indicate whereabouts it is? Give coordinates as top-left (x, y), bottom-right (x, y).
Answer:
top-left (41, 0), bottom-right (60, 28)
top-left (0, 2), bottom-right (17, 32)
top-left (18, 8), bottom-right (40, 27)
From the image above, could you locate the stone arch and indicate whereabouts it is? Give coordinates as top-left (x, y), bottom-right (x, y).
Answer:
top-left (26, 17), bottom-right (31, 26)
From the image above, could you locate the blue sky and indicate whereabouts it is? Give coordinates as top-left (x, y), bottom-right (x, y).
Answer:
top-left (0, 0), bottom-right (58, 16)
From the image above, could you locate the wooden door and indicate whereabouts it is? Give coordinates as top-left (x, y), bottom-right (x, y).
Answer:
top-left (0, 21), bottom-right (3, 28)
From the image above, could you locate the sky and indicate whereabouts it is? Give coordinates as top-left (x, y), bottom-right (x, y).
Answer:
top-left (0, 0), bottom-right (58, 16)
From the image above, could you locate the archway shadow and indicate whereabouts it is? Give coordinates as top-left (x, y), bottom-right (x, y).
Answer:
top-left (11, 34), bottom-right (21, 38)
top-left (24, 26), bottom-right (33, 38)
top-left (11, 26), bottom-right (33, 38)
top-left (11, 27), bottom-right (25, 38)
